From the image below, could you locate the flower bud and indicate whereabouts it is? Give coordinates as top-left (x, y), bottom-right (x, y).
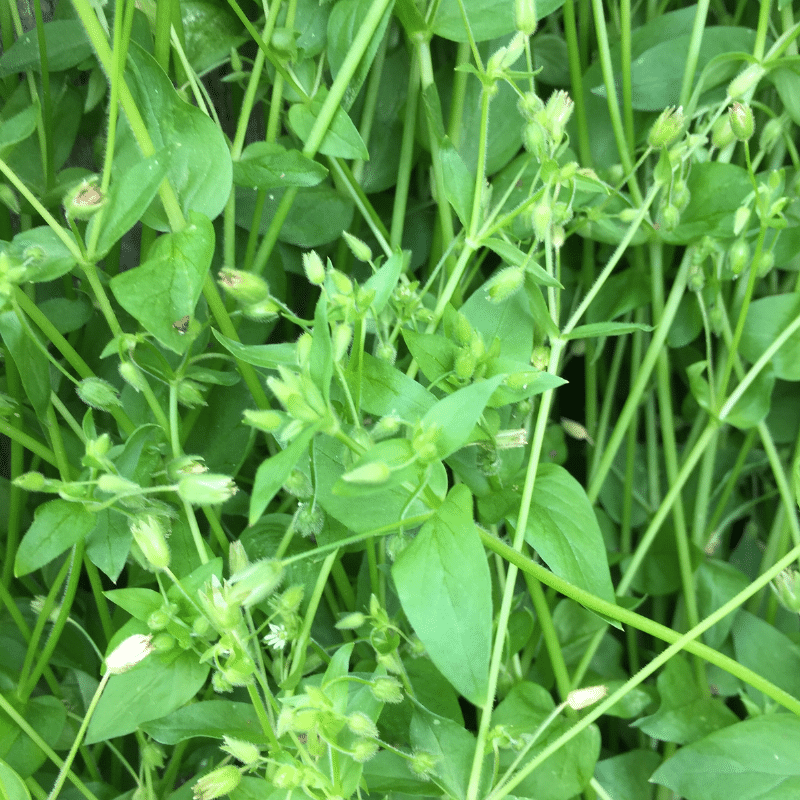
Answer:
top-left (515, 0), bottom-right (537, 35)
top-left (771, 569), bottom-right (800, 614)
top-left (218, 268), bottom-right (270, 305)
top-left (342, 231), bottom-right (373, 263)
top-left (119, 361), bottom-right (148, 392)
top-left (409, 750), bottom-right (438, 777)
top-left (711, 115), bottom-right (735, 149)
top-left (130, 515), bottom-right (171, 571)
top-left (374, 341), bottom-right (396, 364)
top-left (728, 238), bottom-right (750, 276)
top-left (518, 91), bottom-right (544, 120)
top-left (755, 248), bottom-right (774, 278)
top-left (228, 540), bottom-right (250, 575)
top-left (342, 461), bottom-right (392, 485)
top-left (243, 408), bottom-right (285, 433)
top-left (454, 347), bottom-right (477, 383)
top-left (178, 473), bottom-right (238, 505)
top-left (228, 559), bottom-right (284, 607)
top-left (177, 379), bottom-right (207, 409)
top-left (332, 323), bottom-right (352, 362)
top-left (242, 297), bottom-right (280, 321)
top-left (370, 676), bottom-right (403, 703)
top-left (221, 736), bottom-right (261, 766)
top-left (151, 633), bottom-right (176, 653)
top-left (76, 377), bottom-right (122, 411)
top-left (733, 205), bottom-right (751, 236)
top-left (192, 765), bottom-right (241, 800)
top-left (659, 203), bottom-right (681, 232)
top-left (302, 251), bottom-right (326, 285)
top-left (532, 201), bottom-right (552, 241)
top-left (347, 712), bottom-right (379, 739)
top-left (14, 471), bottom-right (49, 491)
top-left (647, 106), bottom-right (685, 149)
top-left (688, 263), bottom-right (705, 292)
top-left (522, 121), bottom-right (547, 156)
top-left (351, 739), bottom-right (380, 762)
top-left (330, 269), bottom-right (353, 297)
top-left (96, 474), bottom-right (139, 495)
top-left (336, 612), bottom-right (367, 630)
top-left (295, 501), bottom-right (325, 537)
top-left (729, 102), bottom-right (754, 142)
top-left (486, 267), bottom-right (524, 303)
top-left (727, 62), bottom-right (766, 100)
top-left (543, 90), bottom-right (573, 143)
top-left (105, 634), bottom-right (154, 674)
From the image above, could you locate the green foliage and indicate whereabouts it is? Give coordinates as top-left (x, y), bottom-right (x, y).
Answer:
top-left (2, 2), bottom-right (800, 799)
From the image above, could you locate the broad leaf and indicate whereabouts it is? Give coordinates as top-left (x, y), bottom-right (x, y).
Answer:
top-left (288, 92), bottom-right (369, 160)
top-left (741, 293), bottom-right (800, 381)
top-left (142, 700), bottom-right (270, 744)
top-left (393, 485), bottom-right (492, 706)
top-left (0, 20), bottom-right (92, 74)
top-left (233, 142), bottom-right (328, 190)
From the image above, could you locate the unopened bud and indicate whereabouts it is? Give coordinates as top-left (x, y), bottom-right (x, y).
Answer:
top-left (76, 377), bottom-right (122, 411)
top-left (543, 90), bottom-right (573, 143)
top-left (728, 238), bottom-right (750, 276)
top-left (370, 676), bottom-right (403, 703)
top-left (647, 106), bottom-right (685, 149)
top-left (105, 633), bottom-right (154, 675)
top-left (221, 736), bottom-right (261, 766)
top-left (118, 360), bottom-right (148, 392)
top-left (566, 684), bottom-right (607, 710)
top-left (178, 473), bottom-right (238, 505)
top-left (192, 765), bottom-right (242, 800)
top-left (228, 559), bottom-right (284, 607)
top-left (342, 231), bottom-right (372, 263)
top-left (711, 115), bottom-right (735, 150)
top-left (130, 515), bottom-right (171, 571)
top-left (218, 268), bottom-right (270, 305)
top-left (486, 267), bottom-right (524, 303)
top-left (342, 461), bottom-right (392, 485)
top-left (332, 323), bottom-right (352, 361)
top-left (514, 0), bottom-right (537, 35)
top-left (729, 102), bottom-right (754, 142)
top-left (336, 611), bottom-right (367, 630)
top-left (302, 251), bottom-right (326, 285)
top-left (772, 569), bottom-right (800, 614)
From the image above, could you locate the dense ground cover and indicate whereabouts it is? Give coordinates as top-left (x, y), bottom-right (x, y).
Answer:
top-left (3, 0), bottom-right (800, 798)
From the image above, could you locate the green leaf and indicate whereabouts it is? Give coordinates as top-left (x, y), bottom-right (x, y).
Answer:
top-left (632, 656), bottom-right (738, 744)
top-left (439, 137), bottom-right (474, 227)
top-left (393, 485), bottom-right (492, 705)
top-left (0, 759), bottom-right (31, 800)
top-left (86, 509), bottom-right (133, 583)
top-left (482, 357), bottom-right (566, 407)
top-left (515, 463), bottom-right (616, 604)
top-left (363, 250), bottom-right (406, 314)
top-left (15, 499), bottom-right (96, 576)
top-left (0, 696), bottom-right (66, 778)
top-left (233, 142), bottom-right (328, 190)
top-left (249, 425), bottom-right (318, 526)
top-left (9, 226), bottom-right (78, 283)
top-left (350, 352), bottom-right (436, 420)
top-left (0, 20), bottom-right (92, 75)
top-left (104, 588), bottom-right (163, 621)
top-left (85, 651), bottom-right (210, 744)
top-left (142, 700), bottom-right (270, 744)
top-left (110, 210), bottom-right (214, 354)
top-left (212, 330), bottom-right (297, 369)
top-left (422, 375), bottom-right (506, 459)
top-left (0, 309), bottom-right (51, 419)
top-left (695, 560), bottom-right (749, 650)
top-left (402, 329), bottom-right (458, 385)
top-left (87, 151), bottom-right (170, 259)
top-left (310, 293), bottom-right (333, 405)
top-left (651, 714), bottom-right (800, 800)
top-left (741, 293), bottom-right (800, 381)
top-left (327, 0), bottom-right (394, 110)
top-left (492, 682), bottom-right (600, 800)
top-left (288, 92), bottom-right (369, 160)
top-left (236, 184), bottom-right (354, 247)
top-left (181, 0), bottom-right (246, 74)
top-left (564, 322), bottom-right (653, 340)
top-left (39, 296), bottom-right (93, 334)
top-left (659, 162), bottom-right (751, 244)
top-left (0, 103), bottom-right (38, 154)
top-left (591, 27), bottom-right (756, 111)
top-left (432, 0), bottom-right (566, 42)
top-left (595, 750), bottom-right (662, 800)
top-left (117, 42), bottom-right (232, 229)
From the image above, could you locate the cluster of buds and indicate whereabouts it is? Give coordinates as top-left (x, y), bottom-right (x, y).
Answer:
top-left (218, 268), bottom-right (280, 322)
top-left (447, 311), bottom-right (499, 387)
top-left (267, 365), bottom-right (337, 436)
top-left (392, 281), bottom-right (433, 326)
top-left (520, 90), bottom-right (574, 159)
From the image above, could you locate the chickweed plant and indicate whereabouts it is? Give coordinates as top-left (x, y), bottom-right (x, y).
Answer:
top-left (3, 0), bottom-right (800, 798)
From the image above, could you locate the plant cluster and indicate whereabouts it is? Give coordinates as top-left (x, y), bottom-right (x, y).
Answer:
top-left (3, 0), bottom-right (800, 799)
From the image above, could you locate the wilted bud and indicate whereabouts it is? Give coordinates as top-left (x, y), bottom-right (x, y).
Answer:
top-left (648, 106), bottom-right (685, 149)
top-left (515, 0), bottom-right (537, 35)
top-left (228, 559), bottom-right (284, 607)
top-left (221, 736), bottom-right (261, 766)
top-left (302, 250), bottom-right (326, 285)
top-left (76, 377), bottom-right (122, 411)
top-left (64, 178), bottom-right (105, 220)
top-left (342, 461), bottom-right (392, 485)
top-left (105, 633), bottom-right (154, 674)
top-left (130, 515), bottom-right (171, 571)
top-left (342, 231), bottom-right (373, 263)
top-left (727, 62), bottom-right (766, 100)
top-left (729, 102), bottom-right (754, 141)
top-left (167, 455), bottom-right (208, 481)
top-left (486, 267), bottom-right (524, 303)
top-left (218, 268), bottom-right (270, 305)
top-left (178, 473), bottom-right (238, 505)
top-left (192, 765), bottom-right (242, 800)
top-left (566, 684), bottom-right (607, 710)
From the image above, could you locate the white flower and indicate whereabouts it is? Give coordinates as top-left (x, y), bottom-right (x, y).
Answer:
top-left (263, 624), bottom-right (288, 650)
top-left (105, 634), bottom-right (154, 674)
